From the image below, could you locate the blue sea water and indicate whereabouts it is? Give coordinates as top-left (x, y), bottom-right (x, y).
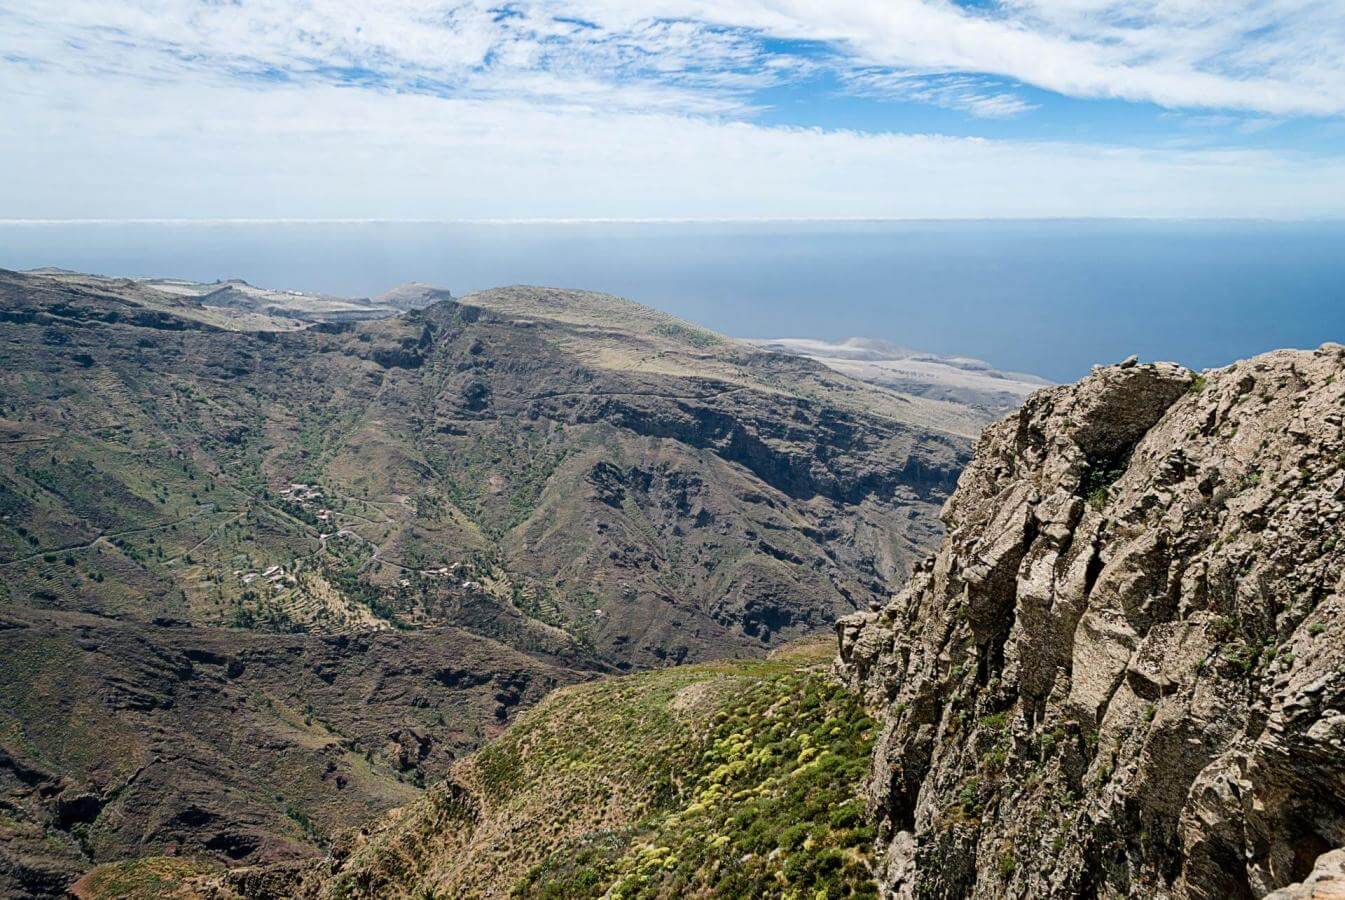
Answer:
top-left (1, 219), bottom-right (1341, 382)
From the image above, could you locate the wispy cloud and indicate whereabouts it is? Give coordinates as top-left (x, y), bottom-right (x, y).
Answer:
top-left (4, 71), bottom-right (1343, 220)
top-left (0, 1), bottom-right (1343, 219)
top-left (673, 0), bottom-right (1345, 116)
top-left (842, 71), bottom-right (1037, 118)
top-left (0, 2), bottom-right (789, 116)
top-left (7, 1), bottom-right (1345, 117)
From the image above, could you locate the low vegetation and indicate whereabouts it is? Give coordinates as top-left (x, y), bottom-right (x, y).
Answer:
top-left (0, 270), bottom-right (960, 893)
top-left (69, 857), bottom-right (219, 899)
top-left (308, 642), bottom-right (877, 899)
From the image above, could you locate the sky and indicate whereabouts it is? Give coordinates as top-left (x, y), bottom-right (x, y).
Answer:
top-left (3, 1), bottom-right (1345, 220)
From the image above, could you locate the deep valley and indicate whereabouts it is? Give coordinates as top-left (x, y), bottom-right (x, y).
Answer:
top-left (0, 268), bottom-right (972, 895)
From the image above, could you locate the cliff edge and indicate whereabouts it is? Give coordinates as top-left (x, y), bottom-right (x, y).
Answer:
top-left (838, 345), bottom-right (1345, 898)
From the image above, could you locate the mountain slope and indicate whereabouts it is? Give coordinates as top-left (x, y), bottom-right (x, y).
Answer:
top-left (837, 347), bottom-right (1345, 898)
top-left (0, 608), bottom-right (580, 898)
top-left (26, 269), bottom-right (437, 329)
top-left (293, 642), bottom-right (876, 900)
top-left (0, 269), bottom-right (972, 891)
top-left (66, 334), bottom-right (1345, 900)
top-left (0, 270), bottom-right (969, 666)
top-left (452, 287), bottom-right (990, 439)
top-left (78, 642), bottom-right (879, 899)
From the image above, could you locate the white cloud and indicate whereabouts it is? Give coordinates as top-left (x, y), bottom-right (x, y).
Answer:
top-left (6, 0), bottom-right (1345, 116)
top-left (596, 0), bottom-right (1345, 116)
top-left (0, 2), bottom-right (784, 116)
top-left (1, 0), bottom-right (1343, 219)
top-left (3, 71), bottom-right (1343, 220)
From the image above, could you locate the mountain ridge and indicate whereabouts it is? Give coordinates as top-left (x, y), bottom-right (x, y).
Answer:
top-left (127, 343), bottom-right (1345, 900)
top-left (9, 263), bottom-right (1341, 899)
top-left (0, 267), bottom-right (974, 894)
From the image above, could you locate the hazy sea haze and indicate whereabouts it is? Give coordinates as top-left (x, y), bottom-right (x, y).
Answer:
top-left (2, 219), bottom-right (1341, 382)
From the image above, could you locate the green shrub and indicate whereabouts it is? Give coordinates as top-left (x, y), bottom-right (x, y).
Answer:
top-left (518, 656), bottom-right (879, 899)
top-left (978, 712), bottom-right (1009, 731)
top-left (1208, 616), bottom-right (1236, 642)
top-left (957, 777), bottom-right (982, 815)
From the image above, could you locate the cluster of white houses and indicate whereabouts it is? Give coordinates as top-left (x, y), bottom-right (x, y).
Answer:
top-left (279, 482), bottom-right (333, 523)
top-left (235, 563), bottom-right (296, 590)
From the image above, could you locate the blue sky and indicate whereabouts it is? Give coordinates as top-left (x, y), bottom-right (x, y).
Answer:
top-left (3, 1), bottom-right (1345, 219)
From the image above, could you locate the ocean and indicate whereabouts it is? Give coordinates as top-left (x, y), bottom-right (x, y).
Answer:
top-left (2, 219), bottom-right (1341, 382)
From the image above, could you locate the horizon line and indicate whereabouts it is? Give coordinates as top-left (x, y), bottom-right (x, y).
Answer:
top-left (1, 215), bottom-right (1342, 226)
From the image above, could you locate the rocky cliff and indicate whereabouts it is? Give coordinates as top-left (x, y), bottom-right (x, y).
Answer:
top-left (837, 346), bottom-right (1345, 898)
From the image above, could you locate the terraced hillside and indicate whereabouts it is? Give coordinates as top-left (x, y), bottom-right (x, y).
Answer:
top-left (0, 268), bottom-right (973, 893)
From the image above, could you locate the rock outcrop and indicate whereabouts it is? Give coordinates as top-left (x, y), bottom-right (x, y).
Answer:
top-left (837, 346), bottom-right (1345, 898)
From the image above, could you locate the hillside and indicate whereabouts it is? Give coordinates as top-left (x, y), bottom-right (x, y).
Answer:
top-left (0, 270), bottom-right (970, 666)
top-left (430, 286), bottom-right (989, 440)
top-left (74, 642), bottom-right (879, 900)
top-left (57, 343), bottom-right (1345, 900)
top-left (0, 269), bottom-right (973, 893)
top-left (0, 607), bottom-right (579, 897)
top-left (838, 346), bottom-right (1345, 898)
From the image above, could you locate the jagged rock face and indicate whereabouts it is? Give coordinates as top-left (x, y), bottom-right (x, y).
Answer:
top-left (837, 346), bottom-right (1345, 899)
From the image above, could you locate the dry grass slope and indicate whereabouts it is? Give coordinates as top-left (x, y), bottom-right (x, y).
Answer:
top-left (279, 641), bottom-right (878, 899)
